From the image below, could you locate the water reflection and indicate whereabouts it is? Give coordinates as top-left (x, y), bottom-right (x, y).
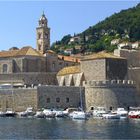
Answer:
top-left (0, 118), bottom-right (140, 139)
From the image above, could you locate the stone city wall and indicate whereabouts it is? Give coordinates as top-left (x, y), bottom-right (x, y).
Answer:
top-left (37, 85), bottom-right (85, 110)
top-left (84, 80), bottom-right (140, 111)
top-left (0, 88), bottom-right (37, 112)
top-left (0, 72), bottom-right (57, 86)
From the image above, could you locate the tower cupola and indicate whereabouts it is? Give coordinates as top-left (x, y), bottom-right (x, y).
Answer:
top-left (39, 12), bottom-right (48, 27)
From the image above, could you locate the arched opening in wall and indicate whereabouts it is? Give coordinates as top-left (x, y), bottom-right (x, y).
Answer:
top-left (3, 64), bottom-right (8, 73)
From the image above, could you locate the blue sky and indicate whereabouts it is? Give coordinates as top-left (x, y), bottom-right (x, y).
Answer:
top-left (0, 1), bottom-right (139, 50)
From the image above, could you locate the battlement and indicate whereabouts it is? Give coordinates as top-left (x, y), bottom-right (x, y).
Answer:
top-left (83, 80), bottom-right (135, 87)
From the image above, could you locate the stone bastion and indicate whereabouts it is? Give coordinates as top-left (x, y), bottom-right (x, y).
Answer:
top-left (83, 80), bottom-right (140, 111)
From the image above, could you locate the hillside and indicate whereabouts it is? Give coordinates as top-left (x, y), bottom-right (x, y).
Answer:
top-left (51, 3), bottom-right (140, 55)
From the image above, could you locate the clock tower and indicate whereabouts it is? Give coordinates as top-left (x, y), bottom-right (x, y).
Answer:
top-left (36, 12), bottom-right (50, 54)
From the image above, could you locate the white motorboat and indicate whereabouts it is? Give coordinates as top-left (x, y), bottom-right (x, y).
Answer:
top-left (70, 111), bottom-right (87, 119)
top-left (0, 111), bottom-right (5, 117)
top-left (35, 111), bottom-right (45, 118)
top-left (5, 108), bottom-right (16, 117)
top-left (43, 109), bottom-right (55, 118)
top-left (93, 107), bottom-right (108, 117)
top-left (19, 107), bottom-right (35, 117)
top-left (54, 110), bottom-right (65, 118)
top-left (128, 107), bottom-right (140, 119)
top-left (116, 108), bottom-right (128, 118)
top-left (102, 113), bottom-right (120, 119)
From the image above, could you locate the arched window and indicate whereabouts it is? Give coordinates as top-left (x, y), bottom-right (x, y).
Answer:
top-left (3, 64), bottom-right (8, 73)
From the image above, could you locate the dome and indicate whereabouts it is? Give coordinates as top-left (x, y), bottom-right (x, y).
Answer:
top-left (39, 13), bottom-right (47, 21)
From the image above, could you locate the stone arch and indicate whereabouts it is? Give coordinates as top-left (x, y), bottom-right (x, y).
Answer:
top-left (75, 72), bottom-right (85, 86)
top-left (68, 74), bottom-right (74, 86)
top-left (59, 76), bottom-right (65, 86)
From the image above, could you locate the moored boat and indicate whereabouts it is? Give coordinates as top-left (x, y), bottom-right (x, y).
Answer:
top-left (18, 107), bottom-right (35, 117)
top-left (35, 111), bottom-right (45, 118)
top-left (43, 109), bottom-right (55, 118)
top-left (5, 108), bottom-right (16, 117)
top-left (102, 113), bottom-right (120, 119)
top-left (93, 107), bottom-right (108, 117)
top-left (70, 111), bottom-right (87, 120)
top-left (116, 108), bottom-right (128, 118)
top-left (128, 107), bottom-right (140, 119)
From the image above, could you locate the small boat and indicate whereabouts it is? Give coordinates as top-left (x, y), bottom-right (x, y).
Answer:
top-left (128, 107), bottom-right (140, 119)
top-left (102, 113), bottom-right (120, 119)
top-left (70, 111), bottom-right (87, 120)
top-left (54, 110), bottom-right (65, 118)
top-left (35, 111), bottom-right (45, 118)
top-left (5, 108), bottom-right (16, 117)
top-left (93, 107), bottom-right (108, 117)
top-left (43, 109), bottom-right (55, 118)
top-left (116, 108), bottom-right (128, 118)
top-left (0, 111), bottom-right (5, 117)
top-left (19, 107), bottom-right (35, 117)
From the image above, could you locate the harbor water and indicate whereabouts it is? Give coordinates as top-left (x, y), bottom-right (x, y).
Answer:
top-left (0, 118), bottom-right (140, 139)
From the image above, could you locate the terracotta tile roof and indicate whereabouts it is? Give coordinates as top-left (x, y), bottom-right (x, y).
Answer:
top-left (16, 46), bottom-right (43, 57)
top-left (57, 65), bottom-right (81, 76)
top-left (58, 55), bottom-right (80, 63)
top-left (80, 51), bottom-right (126, 61)
top-left (0, 46), bottom-right (43, 58)
top-left (46, 50), bottom-right (56, 54)
top-left (0, 50), bottom-right (18, 58)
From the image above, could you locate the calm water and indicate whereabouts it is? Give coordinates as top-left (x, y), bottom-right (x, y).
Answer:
top-left (0, 117), bottom-right (140, 139)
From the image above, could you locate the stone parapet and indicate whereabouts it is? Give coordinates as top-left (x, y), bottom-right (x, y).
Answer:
top-left (83, 80), bottom-right (135, 88)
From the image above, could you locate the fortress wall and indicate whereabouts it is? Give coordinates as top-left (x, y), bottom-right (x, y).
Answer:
top-left (84, 80), bottom-right (140, 110)
top-left (0, 72), bottom-right (57, 85)
top-left (0, 88), bottom-right (37, 112)
top-left (37, 85), bottom-right (85, 110)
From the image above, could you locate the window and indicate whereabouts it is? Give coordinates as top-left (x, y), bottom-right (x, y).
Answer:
top-left (52, 62), bottom-right (55, 69)
top-left (66, 98), bottom-right (69, 103)
top-left (46, 98), bottom-right (50, 103)
top-left (3, 64), bottom-right (8, 73)
top-left (38, 44), bottom-right (41, 50)
top-left (56, 97), bottom-right (60, 103)
top-left (38, 33), bottom-right (41, 39)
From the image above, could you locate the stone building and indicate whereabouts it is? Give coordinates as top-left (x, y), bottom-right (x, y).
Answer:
top-left (0, 13), bottom-right (79, 86)
top-left (54, 52), bottom-right (140, 110)
top-left (0, 13), bottom-right (139, 112)
top-left (114, 49), bottom-right (140, 94)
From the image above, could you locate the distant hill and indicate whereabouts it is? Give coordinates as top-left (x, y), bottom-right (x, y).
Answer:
top-left (51, 3), bottom-right (140, 54)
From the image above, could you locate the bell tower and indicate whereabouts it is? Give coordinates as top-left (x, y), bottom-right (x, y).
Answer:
top-left (36, 12), bottom-right (50, 54)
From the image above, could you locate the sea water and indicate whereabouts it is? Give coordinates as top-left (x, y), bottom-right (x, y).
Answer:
top-left (0, 117), bottom-right (140, 139)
